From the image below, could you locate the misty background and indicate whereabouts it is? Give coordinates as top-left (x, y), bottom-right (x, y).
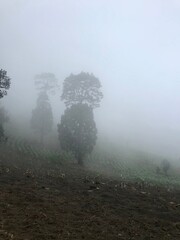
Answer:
top-left (1, 0), bottom-right (180, 159)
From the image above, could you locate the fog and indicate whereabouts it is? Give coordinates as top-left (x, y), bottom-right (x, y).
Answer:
top-left (1, 0), bottom-right (180, 159)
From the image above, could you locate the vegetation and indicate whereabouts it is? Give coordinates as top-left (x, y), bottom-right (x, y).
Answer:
top-left (30, 72), bottom-right (58, 145)
top-left (61, 72), bottom-right (103, 108)
top-left (59, 72), bottom-right (103, 165)
top-left (0, 69), bottom-right (11, 99)
top-left (31, 92), bottom-right (53, 145)
top-left (0, 69), bottom-right (11, 141)
top-left (0, 68), bottom-right (178, 185)
top-left (58, 103), bottom-right (97, 165)
top-left (34, 72), bottom-right (58, 94)
top-left (0, 139), bottom-right (179, 240)
top-left (0, 106), bottom-right (9, 123)
top-left (0, 106), bottom-right (9, 142)
top-left (1, 137), bottom-right (180, 187)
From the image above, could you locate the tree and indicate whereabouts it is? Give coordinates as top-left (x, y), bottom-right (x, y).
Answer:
top-left (0, 69), bottom-right (11, 99)
top-left (58, 103), bottom-right (97, 165)
top-left (32, 72), bottom-right (57, 145)
top-left (61, 72), bottom-right (103, 108)
top-left (31, 91), bottom-right (53, 145)
top-left (0, 69), bottom-right (11, 142)
top-left (0, 107), bottom-right (9, 142)
top-left (0, 124), bottom-right (5, 142)
top-left (34, 72), bottom-right (59, 94)
top-left (0, 107), bottom-right (9, 124)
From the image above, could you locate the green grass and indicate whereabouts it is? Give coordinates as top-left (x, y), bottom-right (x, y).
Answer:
top-left (1, 137), bottom-right (180, 188)
top-left (86, 144), bottom-right (180, 188)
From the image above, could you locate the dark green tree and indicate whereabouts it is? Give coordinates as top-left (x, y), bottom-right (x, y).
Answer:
top-left (0, 69), bottom-right (11, 99)
top-left (31, 92), bottom-right (53, 145)
top-left (61, 72), bottom-right (103, 108)
top-left (58, 103), bottom-right (97, 165)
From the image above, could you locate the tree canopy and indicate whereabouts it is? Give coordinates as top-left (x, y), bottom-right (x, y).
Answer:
top-left (58, 103), bottom-right (97, 165)
top-left (31, 91), bottom-right (53, 145)
top-left (0, 69), bottom-right (11, 99)
top-left (35, 72), bottom-right (58, 94)
top-left (61, 72), bottom-right (103, 108)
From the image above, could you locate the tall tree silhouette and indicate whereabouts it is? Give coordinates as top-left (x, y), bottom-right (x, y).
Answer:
top-left (58, 72), bottom-right (103, 165)
top-left (31, 92), bottom-right (53, 145)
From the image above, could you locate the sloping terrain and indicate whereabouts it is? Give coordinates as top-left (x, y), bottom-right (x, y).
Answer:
top-left (0, 160), bottom-right (180, 240)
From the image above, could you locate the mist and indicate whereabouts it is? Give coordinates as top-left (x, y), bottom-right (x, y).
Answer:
top-left (1, 0), bottom-right (180, 159)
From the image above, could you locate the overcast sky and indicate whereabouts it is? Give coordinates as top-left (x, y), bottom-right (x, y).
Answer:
top-left (1, 0), bottom-right (180, 158)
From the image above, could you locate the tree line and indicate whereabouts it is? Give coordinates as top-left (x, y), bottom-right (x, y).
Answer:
top-left (0, 69), bottom-right (103, 166)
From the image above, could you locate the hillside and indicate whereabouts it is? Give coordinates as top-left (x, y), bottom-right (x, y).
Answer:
top-left (0, 151), bottom-right (180, 240)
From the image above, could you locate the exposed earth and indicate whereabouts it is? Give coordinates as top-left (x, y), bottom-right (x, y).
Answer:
top-left (0, 158), bottom-right (180, 240)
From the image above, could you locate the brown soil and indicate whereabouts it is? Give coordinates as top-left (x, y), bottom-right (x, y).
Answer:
top-left (0, 162), bottom-right (180, 240)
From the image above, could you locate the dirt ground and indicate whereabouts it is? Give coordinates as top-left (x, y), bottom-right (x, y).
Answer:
top-left (0, 161), bottom-right (180, 240)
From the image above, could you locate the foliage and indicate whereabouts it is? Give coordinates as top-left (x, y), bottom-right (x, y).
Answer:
top-left (0, 107), bottom-right (9, 142)
top-left (31, 91), bottom-right (53, 145)
top-left (61, 72), bottom-right (103, 108)
top-left (0, 69), bottom-right (11, 99)
top-left (1, 136), bottom-right (180, 187)
top-left (0, 123), bottom-right (6, 142)
top-left (58, 103), bottom-right (97, 165)
top-left (0, 107), bottom-right (9, 124)
top-left (34, 72), bottom-right (58, 94)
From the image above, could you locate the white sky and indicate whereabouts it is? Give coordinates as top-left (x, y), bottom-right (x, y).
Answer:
top-left (1, 0), bottom-right (180, 158)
